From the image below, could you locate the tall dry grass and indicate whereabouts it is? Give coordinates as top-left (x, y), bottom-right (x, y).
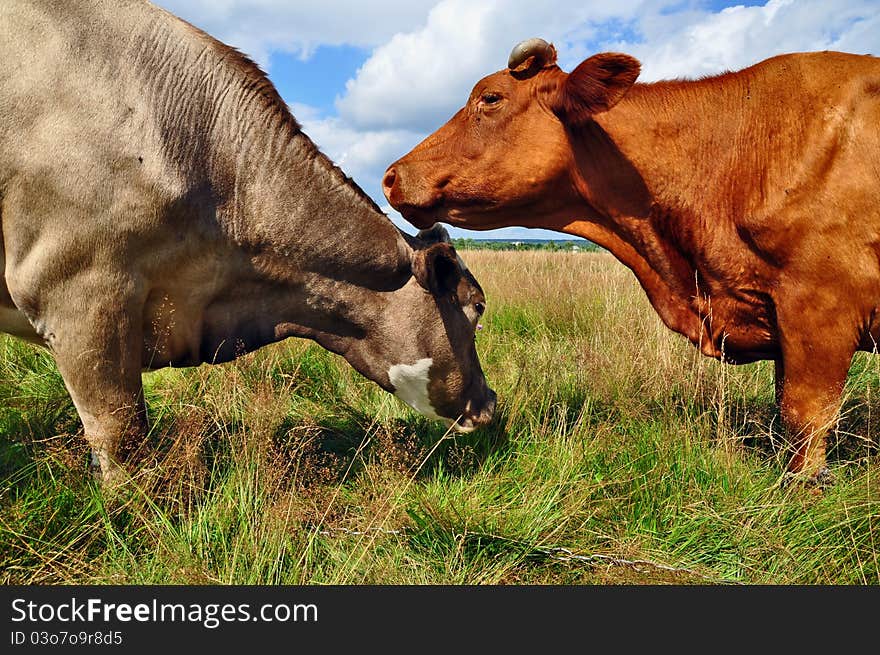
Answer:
top-left (1, 250), bottom-right (878, 584)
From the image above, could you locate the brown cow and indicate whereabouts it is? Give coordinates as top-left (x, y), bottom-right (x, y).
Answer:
top-left (384, 38), bottom-right (880, 485)
top-left (0, 0), bottom-right (495, 485)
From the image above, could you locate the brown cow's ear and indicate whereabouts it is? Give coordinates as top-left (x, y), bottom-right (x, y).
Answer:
top-left (413, 242), bottom-right (461, 297)
top-left (557, 53), bottom-right (640, 125)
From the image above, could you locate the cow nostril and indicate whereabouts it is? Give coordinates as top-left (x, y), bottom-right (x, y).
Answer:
top-left (382, 167), bottom-right (398, 199)
top-left (483, 389), bottom-right (497, 422)
top-left (464, 389), bottom-right (497, 427)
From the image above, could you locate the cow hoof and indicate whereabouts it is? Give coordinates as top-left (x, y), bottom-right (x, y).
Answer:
top-left (88, 454), bottom-right (103, 481)
top-left (781, 466), bottom-right (835, 492)
top-left (88, 451), bottom-right (129, 491)
top-left (810, 467), bottom-right (836, 488)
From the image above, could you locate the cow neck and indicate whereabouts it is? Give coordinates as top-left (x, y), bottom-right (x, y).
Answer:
top-left (211, 111), bottom-right (416, 355)
top-left (210, 90), bottom-right (411, 296)
top-left (223, 123), bottom-right (412, 291)
top-left (135, 15), bottom-right (414, 355)
top-left (556, 80), bottom-right (756, 350)
top-left (135, 9), bottom-right (413, 294)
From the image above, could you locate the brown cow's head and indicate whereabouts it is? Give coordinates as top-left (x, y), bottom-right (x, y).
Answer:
top-left (383, 38), bottom-right (641, 230)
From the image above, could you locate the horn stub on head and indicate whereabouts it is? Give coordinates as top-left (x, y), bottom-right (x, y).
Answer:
top-left (508, 38), bottom-right (556, 70)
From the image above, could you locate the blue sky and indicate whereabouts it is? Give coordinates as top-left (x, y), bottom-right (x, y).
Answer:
top-left (271, 46), bottom-right (369, 117)
top-left (156, 0), bottom-right (879, 240)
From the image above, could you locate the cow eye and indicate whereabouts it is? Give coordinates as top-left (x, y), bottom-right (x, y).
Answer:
top-left (475, 302), bottom-right (485, 316)
top-left (481, 93), bottom-right (502, 105)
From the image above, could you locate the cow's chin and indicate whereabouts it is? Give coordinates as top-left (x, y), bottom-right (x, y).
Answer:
top-left (399, 203), bottom-right (510, 232)
top-left (440, 417), bottom-right (477, 434)
top-left (398, 206), bottom-right (441, 230)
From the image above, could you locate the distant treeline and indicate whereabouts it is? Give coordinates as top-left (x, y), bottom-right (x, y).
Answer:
top-left (452, 238), bottom-right (602, 252)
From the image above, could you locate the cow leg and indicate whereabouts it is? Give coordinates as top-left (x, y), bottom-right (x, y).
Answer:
top-left (775, 334), bottom-right (853, 486)
top-left (18, 278), bottom-right (148, 487)
top-left (65, 368), bottom-right (147, 488)
top-left (61, 317), bottom-right (146, 486)
top-left (774, 358), bottom-right (784, 407)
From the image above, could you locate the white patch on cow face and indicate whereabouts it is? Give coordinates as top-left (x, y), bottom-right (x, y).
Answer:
top-left (388, 357), bottom-right (442, 420)
top-left (463, 305), bottom-right (479, 324)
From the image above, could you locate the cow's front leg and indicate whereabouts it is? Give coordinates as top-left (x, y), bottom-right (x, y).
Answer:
top-left (774, 358), bottom-right (784, 407)
top-left (66, 371), bottom-right (147, 487)
top-left (33, 283), bottom-right (147, 486)
top-left (775, 324), bottom-right (854, 486)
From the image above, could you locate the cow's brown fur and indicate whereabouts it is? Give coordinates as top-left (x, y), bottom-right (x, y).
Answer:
top-left (0, 0), bottom-right (495, 484)
top-left (385, 43), bottom-right (880, 482)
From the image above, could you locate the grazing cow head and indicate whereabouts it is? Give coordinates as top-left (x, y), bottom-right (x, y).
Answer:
top-left (382, 38), bottom-right (641, 230)
top-left (339, 224), bottom-right (495, 432)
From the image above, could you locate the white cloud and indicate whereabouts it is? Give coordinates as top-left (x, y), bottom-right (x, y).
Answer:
top-left (154, 0), bottom-right (438, 66)
top-left (618, 0), bottom-right (880, 82)
top-left (337, 0), bottom-right (646, 132)
top-left (291, 101), bottom-right (424, 191)
top-left (337, 0), bottom-right (879, 133)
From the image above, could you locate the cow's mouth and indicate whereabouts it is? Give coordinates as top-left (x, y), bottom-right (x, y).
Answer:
top-left (385, 165), bottom-right (502, 230)
top-left (444, 417), bottom-right (476, 433)
top-left (396, 203), bottom-right (445, 230)
top-left (436, 388), bottom-right (497, 433)
top-left (397, 199), bottom-right (505, 232)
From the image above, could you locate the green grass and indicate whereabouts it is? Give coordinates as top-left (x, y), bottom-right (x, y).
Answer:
top-left (1, 251), bottom-right (878, 585)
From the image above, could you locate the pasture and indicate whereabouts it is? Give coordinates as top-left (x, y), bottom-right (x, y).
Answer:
top-left (1, 250), bottom-right (878, 585)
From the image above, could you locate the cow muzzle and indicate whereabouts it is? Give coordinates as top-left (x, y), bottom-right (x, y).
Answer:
top-left (451, 388), bottom-right (497, 433)
top-left (382, 166), bottom-right (400, 203)
top-left (382, 165), bottom-right (444, 229)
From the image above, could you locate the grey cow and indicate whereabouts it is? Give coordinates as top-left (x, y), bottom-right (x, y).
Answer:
top-left (0, 0), bottom-right (496, 484)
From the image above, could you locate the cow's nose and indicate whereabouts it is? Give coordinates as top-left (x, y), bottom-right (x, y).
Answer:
top-left (382, 167), bottom-right (398, 203)
top-left (479, 389), bottom-right (497, 425)
top-left (468, 388), bottom-right (497, 427)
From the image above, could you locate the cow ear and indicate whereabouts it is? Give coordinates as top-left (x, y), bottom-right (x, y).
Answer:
top-left (413, 242), bottom-right (461, 297)
top-left (556, 53), bottom-right (640, 125)
top-left (416, 222), bottom-right (452, 245)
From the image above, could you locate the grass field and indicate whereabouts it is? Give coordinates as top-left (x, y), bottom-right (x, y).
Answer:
top-left (1, 250), bottom-right (878, 585)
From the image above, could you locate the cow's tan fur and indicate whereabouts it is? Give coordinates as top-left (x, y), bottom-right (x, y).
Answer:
top-left (0, 0), bottom-right (495, 483)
